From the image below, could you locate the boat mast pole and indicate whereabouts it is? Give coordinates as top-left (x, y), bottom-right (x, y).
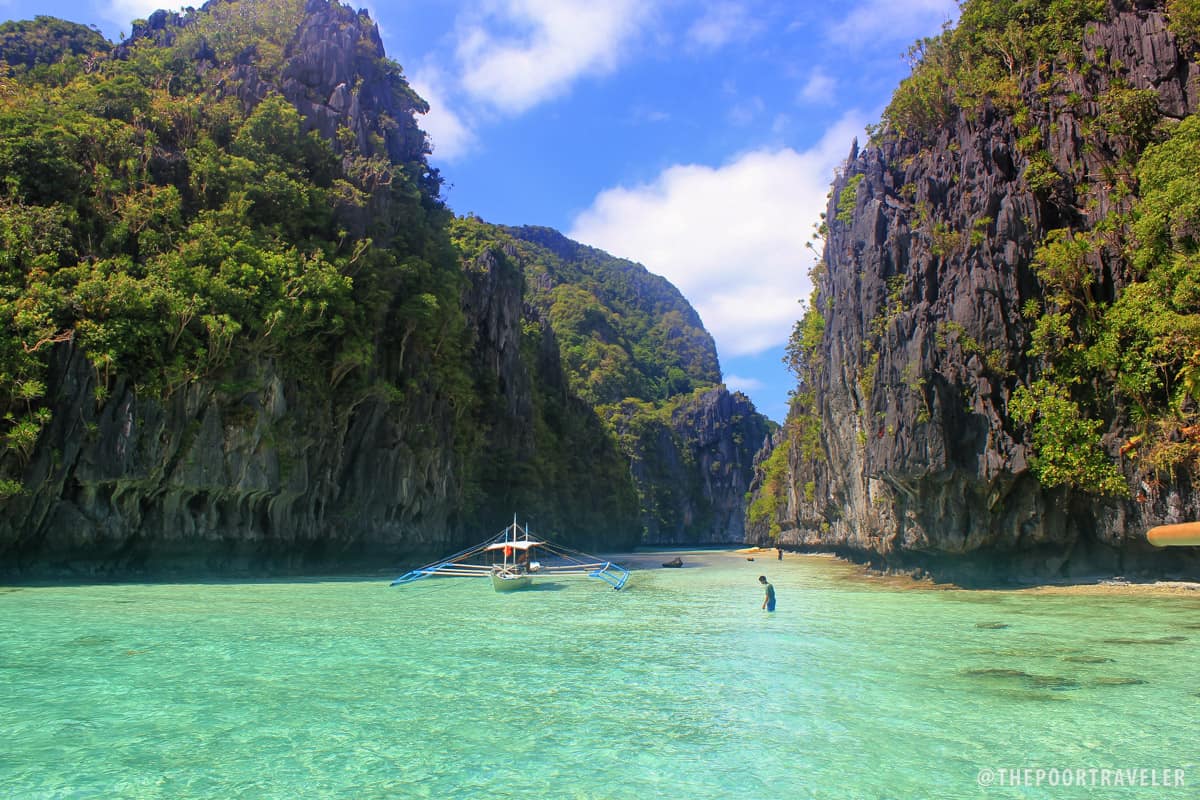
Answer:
top-left (510, 512), bottom-right (517, 568)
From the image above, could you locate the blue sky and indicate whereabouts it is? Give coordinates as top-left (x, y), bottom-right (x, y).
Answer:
top-left (5, 0), bottom-right (960, 422)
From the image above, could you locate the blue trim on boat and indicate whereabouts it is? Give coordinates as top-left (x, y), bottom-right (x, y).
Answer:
top-left (589, 562), bottom-right (629, 590)
top-left (389, 562), bottom-right (450, 586)
top-left (389, 537), bottom-right (495, 585)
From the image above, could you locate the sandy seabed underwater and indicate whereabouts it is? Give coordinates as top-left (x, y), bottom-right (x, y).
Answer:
top-left (2, 551), bottom-right (1197, 799)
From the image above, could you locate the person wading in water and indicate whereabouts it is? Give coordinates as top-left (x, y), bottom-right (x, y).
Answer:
top-left (759, 575), bottom-right (776, 612)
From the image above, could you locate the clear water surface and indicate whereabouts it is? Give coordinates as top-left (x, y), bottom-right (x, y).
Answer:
top-left (2, 552), bottom-right (1197, 799)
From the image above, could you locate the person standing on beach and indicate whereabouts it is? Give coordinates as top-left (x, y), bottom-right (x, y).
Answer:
top-left (759, 575), bottom-right (776, 612)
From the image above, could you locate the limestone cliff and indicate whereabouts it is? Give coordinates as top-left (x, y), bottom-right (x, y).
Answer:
top-left (459, 239), bottom-right (642, 551)
top-left (497, 226), bottom-right (770, 544)
top-left (0, 0), bottom-right (642, 574)
top-left (0, 0), bottom-right (763, 573)
top-left (749, 1), bottom-right (1200, 582)
top-left (453, 220), bottom-right (772, 546)
top-left (606, 388), bottom-right (772, 545)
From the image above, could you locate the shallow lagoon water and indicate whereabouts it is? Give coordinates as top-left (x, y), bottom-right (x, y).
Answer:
top-left (2, 552), bottom-right (1198, 799)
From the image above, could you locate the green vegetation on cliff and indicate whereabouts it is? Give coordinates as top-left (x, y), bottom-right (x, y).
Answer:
top-left (750, 279), bottom-right (826, 533)
top-left (747, 443), bottom-right (788, 540)
top-left (0, 6), bottom-right (468, 502)
top-left (1169, 0), bottom-right (1200, 47)
top-left (505, 225), bottom-right (720, 406)
top-left (0, 17), bottom-right (107, 77)
top-left (1020, 111), bottom-right (1200, 488)
top-left (872, 0), bottom-right (1200, 496)
top-left (0, 2), bottom-right (766, 559)
top-left (450, 217), bottom-right (719, 406)
top-left (448, 217), bottom-right (640, 539)
top-left (879, 0), bottom-right (1106, 141)
top-left (450, 217), bottom-right (766, 543)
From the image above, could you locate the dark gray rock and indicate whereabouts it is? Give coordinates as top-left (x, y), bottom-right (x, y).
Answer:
top-left (0, 2), bottom-right (503, 575)
top-left (0, 0), bottom-right (773, 573)
top-left (612, 387), bottom-right (771, 545)
top-left (747, 3), bottom-right (1200, 583)
top-left (1, 339), bottom-right (463, 575)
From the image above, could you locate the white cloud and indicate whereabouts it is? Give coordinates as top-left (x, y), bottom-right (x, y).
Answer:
top-left (725, 374), bottom-right (765, 393)
top-left (829, 0), bottom-right (957, 48)
top-left (799, 68), bottom-right (836, 105)
top-left (455, 0), bottom-right (654, 114)
top-left (686, 2), bottom-right (762, 50)
top-left (568, 112), bottom-right (868, 360)
top-left (410, 69), bottom-right (477, 162)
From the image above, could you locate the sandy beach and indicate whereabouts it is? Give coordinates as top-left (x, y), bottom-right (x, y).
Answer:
top-left (618, 547), bottom-right (1200, 597)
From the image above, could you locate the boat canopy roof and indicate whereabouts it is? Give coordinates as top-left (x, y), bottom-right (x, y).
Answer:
top-left (485, 540), bottom-right (542, 551)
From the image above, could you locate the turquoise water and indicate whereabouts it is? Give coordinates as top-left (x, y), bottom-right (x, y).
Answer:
top-left (2, 552), bottom-right (1198, 799)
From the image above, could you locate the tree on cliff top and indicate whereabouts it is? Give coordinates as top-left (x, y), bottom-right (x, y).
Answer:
top-left (0, 6), bottom-right (467, 498)
top-left (0, 16), bottom-right (107, 75)
top-left (451, 218), bottom-right (720, 406)
top-left (878, 0), bottom-right (1107, 141)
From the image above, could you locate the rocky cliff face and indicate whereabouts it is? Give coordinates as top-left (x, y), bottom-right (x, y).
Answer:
top-left (493, 225), bottom-right (771, 545)
top-left (0, 0), bottom-right (633, 575)
top-left (0, 1), bottom-right (460, 575)
top-left (454, 220), bottom-right (772, 546)
top-left (607, 388), bottom-right (771, 545)
top-left (5, 337), bottom-right (464, 574)
top-left (129, 0), bottom-right (435, 202)
top-left (460, 241), bottom-right (642, 551)
top-left (0, 1), bottom-right (768, 574)
top-left (749, 2), bottom-right (1200, 582)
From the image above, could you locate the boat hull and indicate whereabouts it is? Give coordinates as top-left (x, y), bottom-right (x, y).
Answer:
top-left (491, 572), bottom-right (533, 592)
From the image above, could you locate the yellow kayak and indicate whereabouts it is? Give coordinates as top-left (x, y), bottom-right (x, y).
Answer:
top-left (1146, 522), bottom-right (1200, 547)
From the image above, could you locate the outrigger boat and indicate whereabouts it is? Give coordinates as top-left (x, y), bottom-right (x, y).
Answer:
top-left (390, 516), bottom-right (630, 592)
